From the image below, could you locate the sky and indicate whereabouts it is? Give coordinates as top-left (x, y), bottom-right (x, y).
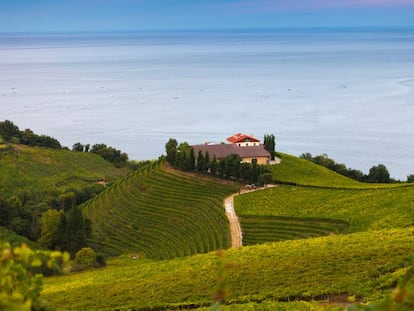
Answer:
top-left (0, 0), bottom-right (414, 32)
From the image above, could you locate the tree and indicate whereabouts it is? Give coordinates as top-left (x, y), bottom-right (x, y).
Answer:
top-left (0, 120), bottom-right (20, 141)
top-left (210, 155), bottom-right (217, 175)
top-left (62, 207), bottom-right (92, 255)
top-left (165, 138), bottom-right (178, 165)
top-left (264, 134), bottom-right (276, 160)
top-left (407, 175), bottom-right (414, 183)
top-left (197, 150), bottom-right (205, 172)
top-left (367, 164), bottom-right (391, 183)
top-left (204, 151), bottom-right (210, 173)
top-left (188, 148), bottom-right (196, 171)
top-left (58, 192), bottom-right (76, 211)
top-left (38, 209), bottom-right (63, 250)
top-left (72, 142), bottom-right (84, 152)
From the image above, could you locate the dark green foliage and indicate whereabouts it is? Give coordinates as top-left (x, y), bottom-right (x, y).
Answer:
top-left (0, 120), bottom-right (61, 149)
top-left (263, 134), bottom-right (276, 160)
top-left (38, 206), bottom-right (91, 255)
top-left (63, 207), bottom-right (91, 255)
top-left (407, 175), bottom-right (414, 183)
top-left (188, 147), bottom-right (196, 171)
top-left (20, 129), bottom-right (62, 149)
top-left (90, 143), bottom-right (128, 166)
top-left (0, 197), bottom-right (33, 238)
top-left (368, 164), bottom-right (391, 183)
top-left (165, 138), bottom-right (178, 165)
top-left (0, 226), bottom-right (37, 249)
top-left (0, 120), bottom-right (20, 141)
top-left (72, 142), bottom-right (84, 152)
top-left (58, 192), bottom-right (76, 211)
top-left (197, 150), bottom-right (205, 171)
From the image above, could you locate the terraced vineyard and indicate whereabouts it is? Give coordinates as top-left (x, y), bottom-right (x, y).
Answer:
top-left (43, 228), bottom-right (414, 310)
top-left (235, 185), bottom-right (414, 245)
top-left (240, 215), bottom-right (349, 245)
top-left (83, 161), bottom-right (238, 259)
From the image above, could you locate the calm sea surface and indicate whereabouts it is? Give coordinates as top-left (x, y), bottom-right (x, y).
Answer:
top-left (0, 29), bottom-right (413, 179)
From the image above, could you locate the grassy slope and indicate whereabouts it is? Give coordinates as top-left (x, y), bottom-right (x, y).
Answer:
top-left (236, 152), bottom-right (413, 245)
top-left (83, 161), bottom-right (238, 259)
top-left (0, 144), bottom-right (130, 196)
top-left (43, 228), bottom-right (414, 310)
top-left (270, 152), bottom-right (401, 188)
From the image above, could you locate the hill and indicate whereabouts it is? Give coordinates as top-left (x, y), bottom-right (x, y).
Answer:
top-left (0, 144), bottom-right (131, 197)
top-left (270, 152), bottom-right (400, 188)
top-left (43, 228), bottom-right (414, 310)
top-left (83, 161), bottom-right (238, 259)
top-left (235, 184), bottom-right (414, 245)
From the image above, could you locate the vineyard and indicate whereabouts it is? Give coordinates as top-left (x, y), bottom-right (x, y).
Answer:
top-left (82, 161), bottom-right (238, 259)
top-left (235, 184), bottom-right (414, 245)
top-left (43, 228), bottom-right (414, 310)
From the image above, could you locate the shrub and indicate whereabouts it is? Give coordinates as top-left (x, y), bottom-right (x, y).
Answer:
top-left (0, 242), bottom-right (68, 310)
top-left (71, 247), bottom-right (104, 272)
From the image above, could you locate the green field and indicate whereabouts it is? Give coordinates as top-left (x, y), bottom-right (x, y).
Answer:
top-left (43, 228), bottom-right (414, 310)
top-left (83, 161), bottom-right (238, 259)
top-left (235, 185), bottom-right (414, 245)
top-left (270, 153), bottom-right (402, 189)
top-left (0, 144), bottom-right (131, 196)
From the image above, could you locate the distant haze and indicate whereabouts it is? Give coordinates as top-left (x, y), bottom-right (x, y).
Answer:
top-left (0, 29), bottom-right (413, 179)
top-left (0, 0), bottom-right (413, 32)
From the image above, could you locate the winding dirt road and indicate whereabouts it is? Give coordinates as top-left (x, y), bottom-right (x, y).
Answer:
top-left (224, 185), bottom-right (276, 248)
top-left (224, 194), bottom-right (243, 248)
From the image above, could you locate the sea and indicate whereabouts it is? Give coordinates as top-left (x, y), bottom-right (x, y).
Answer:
top-left (0, 28), bottom-right (413, 180)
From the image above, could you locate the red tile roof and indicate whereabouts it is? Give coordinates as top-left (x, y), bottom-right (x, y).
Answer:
top-left (227, 133), bottom-right (260, 144)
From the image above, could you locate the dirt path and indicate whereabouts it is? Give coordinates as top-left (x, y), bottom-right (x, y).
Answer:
top-left (224, 185), bottom-right (276, 248)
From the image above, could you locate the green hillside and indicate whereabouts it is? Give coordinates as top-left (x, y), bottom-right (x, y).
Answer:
top-left (270, 152), bottom-right (399, 188)
top-left (0, 144), bottom-right (131, 196)
top-left (235, 185), bottom-right (414, 245)
top-left (83, 161), bottom-right (238, 259)
top-left (43, 228), bottom-right (414, 310)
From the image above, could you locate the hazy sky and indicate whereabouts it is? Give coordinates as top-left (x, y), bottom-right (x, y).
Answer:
top-left (0, 0), bottom-right (414, 32)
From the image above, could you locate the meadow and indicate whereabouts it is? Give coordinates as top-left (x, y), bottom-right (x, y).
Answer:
top-left (43, 228), bottom-right (414, 310)
top-left (270, 153), bottom-right (404, 189)
top-left (0, 144), bottom-right (130, 196)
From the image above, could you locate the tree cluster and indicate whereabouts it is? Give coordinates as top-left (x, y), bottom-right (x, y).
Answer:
top-left (300, 153), bottom-right (395, 183)
top-left (38, 206), bottom-right (91, 256)
top-left (165, 138), bottom-right (272, 185)
top-left (0, 185), bottom-right (103, 243)
top-left (0, 120), bottom-right (61, 149)
top-left (72, 142), bottom-right (128, 167)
